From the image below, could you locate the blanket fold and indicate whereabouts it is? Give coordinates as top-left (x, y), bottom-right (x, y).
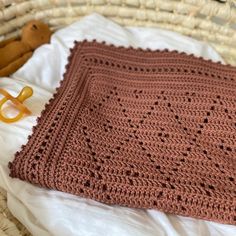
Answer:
top-left (9, 40), bottom-right (236, 225)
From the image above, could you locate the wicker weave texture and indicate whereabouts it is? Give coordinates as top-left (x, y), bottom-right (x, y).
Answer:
top-left (0, 0), bottom-right (236, 65)
top-left (0, 188), bottom-right (31, 236)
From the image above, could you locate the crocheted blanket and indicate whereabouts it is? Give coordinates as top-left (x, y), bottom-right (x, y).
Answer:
top-left (9, 41), bottom-right (236, 225)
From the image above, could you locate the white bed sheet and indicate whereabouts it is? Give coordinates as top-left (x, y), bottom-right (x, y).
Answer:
top-left (0, 13), bottom-right (235, 236)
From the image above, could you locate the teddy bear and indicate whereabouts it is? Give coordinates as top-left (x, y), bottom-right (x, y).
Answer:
top-left (0, 20), bottom-right (52, 77)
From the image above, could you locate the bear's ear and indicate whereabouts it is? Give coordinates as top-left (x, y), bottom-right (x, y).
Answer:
top-left (31, 24), bottom-right (38, 31)
top-left (27, 21), bottom-right (40, 32)
top-left (21, 20), bottom-right (52, 49)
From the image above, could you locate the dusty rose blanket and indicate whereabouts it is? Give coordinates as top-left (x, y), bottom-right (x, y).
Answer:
top-left (9, 41), bottom-right (236, 225)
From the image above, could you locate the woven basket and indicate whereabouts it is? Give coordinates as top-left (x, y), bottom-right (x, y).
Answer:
top-left (1, 0), bottom-right (236, 65)
top-left (0, 188), bottom-right (30, 236)
top-left (0, 0), bottom-right (236, 235)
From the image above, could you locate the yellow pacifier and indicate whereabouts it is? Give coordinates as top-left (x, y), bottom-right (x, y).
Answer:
top-left (0, 86), bottom-right (33, 123)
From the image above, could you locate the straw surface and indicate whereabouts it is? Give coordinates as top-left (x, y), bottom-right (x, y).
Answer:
top-left (0, 188), bottom-right (30, 236)
top-left (0, 0), bottom-right (236, 64)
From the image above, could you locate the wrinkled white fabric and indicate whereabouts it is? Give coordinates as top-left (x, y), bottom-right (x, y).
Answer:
top-left (0, 13), bottom-right (235, 236)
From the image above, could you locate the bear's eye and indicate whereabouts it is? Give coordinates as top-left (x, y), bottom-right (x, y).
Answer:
top-left (32, 24), bottom-right (38, 30)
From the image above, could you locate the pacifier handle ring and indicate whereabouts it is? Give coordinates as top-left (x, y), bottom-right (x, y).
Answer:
top-left (0, 88), bottom-right (32, 114)
top-left (0, 97), bottom-right (24, 123)
top-left (0, 87), bottom-right (33, 123)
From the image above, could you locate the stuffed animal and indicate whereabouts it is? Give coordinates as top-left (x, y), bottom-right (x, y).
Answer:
top-left (0, 20), bottom-right (52, 77)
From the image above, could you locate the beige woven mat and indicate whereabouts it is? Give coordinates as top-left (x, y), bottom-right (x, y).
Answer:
top-left (0, 188), bottom-right (31, 236)
top-left (1, 0), bottom-right (236, 65)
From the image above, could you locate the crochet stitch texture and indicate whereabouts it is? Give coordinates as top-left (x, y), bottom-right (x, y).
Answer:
top-left (9, 40), bottom-right (236, 225)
